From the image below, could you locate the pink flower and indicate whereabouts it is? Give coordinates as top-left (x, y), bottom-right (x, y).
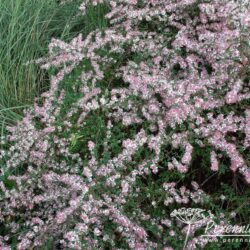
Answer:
top-left (135, 227), bottom-right (147, 239)
top-left (56, 212), bottom-right (67, 224)
top-left (88, 141), bottom-right (95, 151)
top-left (121, 181), bottom-right (129, 194)
top-left (225, 90), bottom-right (238, 104)
top-left (244, 171), bottom-right (250, 184)
top-left (210, 151), bottom-right (219, 171)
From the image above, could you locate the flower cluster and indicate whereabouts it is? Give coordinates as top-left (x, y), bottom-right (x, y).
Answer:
top-left (0, 0), bottom-right (250, 249)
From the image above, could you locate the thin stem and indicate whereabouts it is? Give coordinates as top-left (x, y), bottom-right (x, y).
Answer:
top-left (183, 224), bottom-right (191, 250)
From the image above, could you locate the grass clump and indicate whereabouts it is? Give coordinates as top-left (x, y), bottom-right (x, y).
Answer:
top-left (0, 0), bottom-right (102, 128)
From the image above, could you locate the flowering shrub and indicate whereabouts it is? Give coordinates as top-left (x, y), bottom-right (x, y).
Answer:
top-left (0, 0), bottom-right (250, 249)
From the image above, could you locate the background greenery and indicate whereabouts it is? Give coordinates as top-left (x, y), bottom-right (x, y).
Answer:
top-left (0, 0), bottom-right (108, 131)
